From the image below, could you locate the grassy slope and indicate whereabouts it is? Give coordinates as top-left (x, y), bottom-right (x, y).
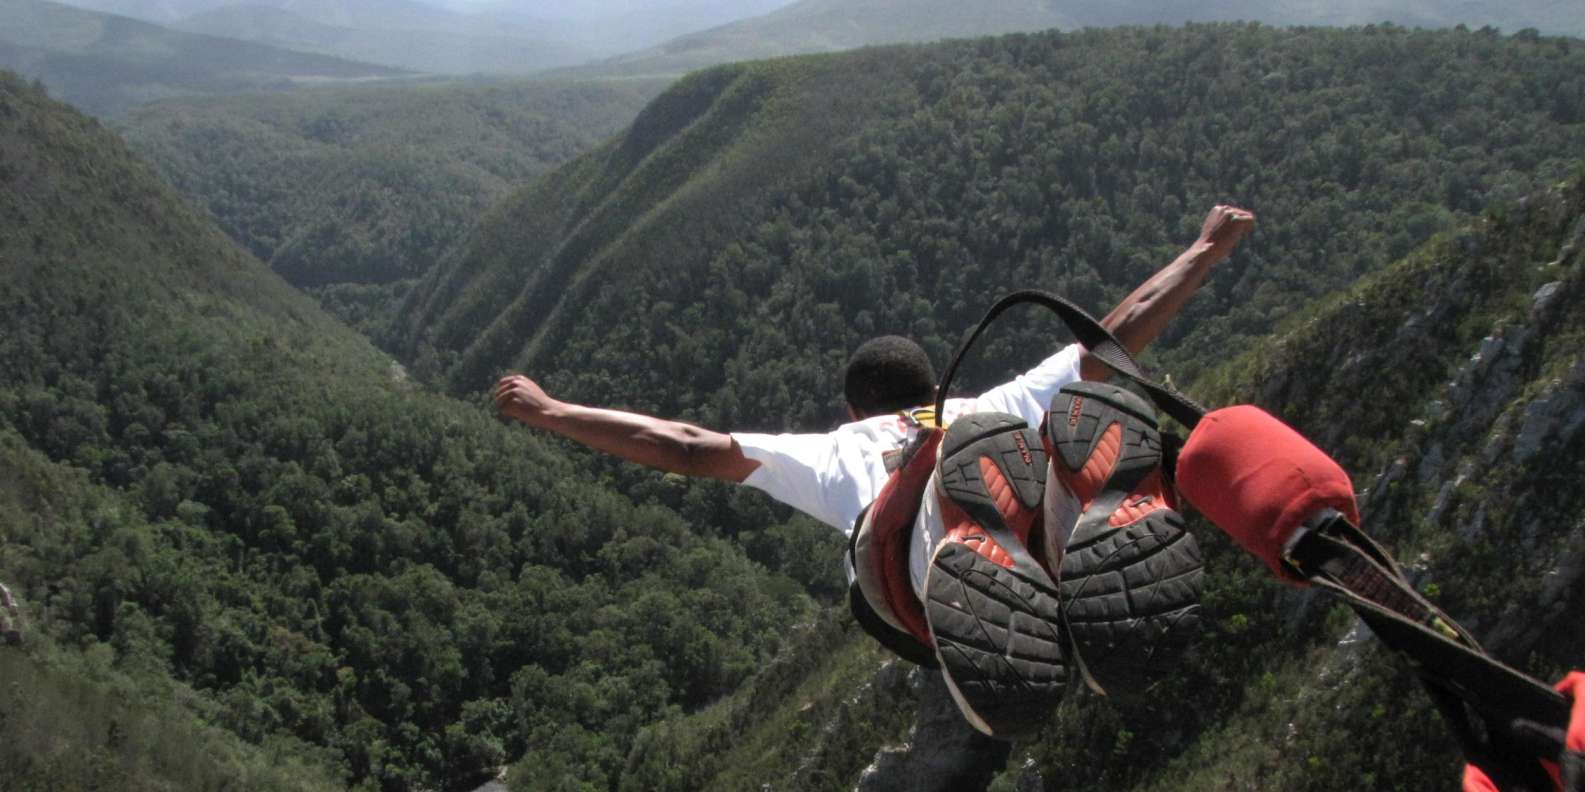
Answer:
top-left (0, 0), bottom-right (405, 117)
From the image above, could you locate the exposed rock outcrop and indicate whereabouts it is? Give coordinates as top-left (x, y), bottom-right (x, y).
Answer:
top-left (854, 670), bottom-right (1011, 792)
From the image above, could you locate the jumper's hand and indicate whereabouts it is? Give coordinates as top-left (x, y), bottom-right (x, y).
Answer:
top-left (494, 375), bottom-right (559, 427)
top-left (1195, 205), bottom-right (1256, 264)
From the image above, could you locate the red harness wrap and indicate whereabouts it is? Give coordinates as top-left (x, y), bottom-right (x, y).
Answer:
top-left (850, 428), bottom-right (941, 647)
top-left (1176, 405), bottom-right (1361, 584)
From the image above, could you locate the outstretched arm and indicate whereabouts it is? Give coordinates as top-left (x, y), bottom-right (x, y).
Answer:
top-left (1081, 204), bottom-right (1255, 381)
top-left (494, 375), bottom-right (760, 482)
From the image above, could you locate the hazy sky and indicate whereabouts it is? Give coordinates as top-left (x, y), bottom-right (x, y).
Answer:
top-left (54, 0), bottom-right (798, 25)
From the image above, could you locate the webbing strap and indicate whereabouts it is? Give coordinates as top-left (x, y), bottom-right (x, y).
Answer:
top-left (1292, 513), bottom-right (1573, 786)
top-left (933, 289), bottom-right (1207, 429)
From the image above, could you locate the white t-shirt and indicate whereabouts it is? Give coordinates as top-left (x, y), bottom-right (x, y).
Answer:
top-left (732, 343), bottom-right (1084, 597)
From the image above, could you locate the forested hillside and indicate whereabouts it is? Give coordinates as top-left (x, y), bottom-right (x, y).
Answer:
top-left (0, 70), bottom-right (825, 790)
top-left (398, 24), bottom-right (1585, 424)
top-left (0, 0), bottom-right (404, 117)
top-left (118, 77), bottom-right (668, 336)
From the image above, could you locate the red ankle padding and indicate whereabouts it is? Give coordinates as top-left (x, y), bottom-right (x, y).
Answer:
top-left (858, 429), bottom-right (940, 645)
top-left (1176, 405), bottom-right (1361, 584)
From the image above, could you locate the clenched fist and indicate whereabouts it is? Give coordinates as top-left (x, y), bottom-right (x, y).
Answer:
top-left (1195, 204), bottom-right (1256, 264)
top-left (494, 375), bottom-right (560, 428)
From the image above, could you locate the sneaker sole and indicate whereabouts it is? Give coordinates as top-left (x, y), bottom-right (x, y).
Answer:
top-left (1046, 383), bottom-right (1203, 698)
top-left (928, 413), bottom-right (1067, 737)
top-left (1047, 382), bottom-right (1164, 551)
top-left (936, 413), bottom-right (1049, 580)
top-left (927, 542), bottom-right (1068, 738)
top-left (1058, 510), bottom-right (1203, 697)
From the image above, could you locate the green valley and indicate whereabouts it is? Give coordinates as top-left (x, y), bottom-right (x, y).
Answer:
top-left (3, 14), bottom-right (1585, 792)
top-left (118, 77), bottom-right (669, 336)
top-left (0, 70), bottom-right (820, 790)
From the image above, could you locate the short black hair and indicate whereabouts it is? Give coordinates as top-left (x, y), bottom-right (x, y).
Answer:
top-left (843, 335), bottom-right (936, 417)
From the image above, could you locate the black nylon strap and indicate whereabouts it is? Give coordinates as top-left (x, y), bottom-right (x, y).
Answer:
top-left (934, 289), bottom-right (1207, 429)
top-left (1293, 512), bottom-right (1572, 779)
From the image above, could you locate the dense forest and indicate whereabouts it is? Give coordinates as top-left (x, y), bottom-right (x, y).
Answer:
top-left (118, 77), bottom-right (668, 336)
top-left (0, 71), bottom-right (826, 790)
top-left (400, 24), bottom-right (1585, 423)
top-left (3, 18), bottom-right (1585, 792)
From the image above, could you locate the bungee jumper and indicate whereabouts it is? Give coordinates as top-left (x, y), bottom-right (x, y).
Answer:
top-left (497, 198), bottom-right (1582, 786)
top-left (961, 289), bottom-right (1585, 790)
top-left (496, 205), bottom-right (1256, 737)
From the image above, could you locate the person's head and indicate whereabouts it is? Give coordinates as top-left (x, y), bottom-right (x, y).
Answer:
top-left (843, 335), bottom-right (936, 419)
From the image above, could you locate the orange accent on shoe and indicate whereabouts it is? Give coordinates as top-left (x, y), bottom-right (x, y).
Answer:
top-left (1110, 468), bottom-right (1170, 527)
top-left (979, 457), bottom-right (1037, 543)
top-left (940, 501), bottom-right (1017, 570)
top-left (1060, 421), bottom-right (1122, 503)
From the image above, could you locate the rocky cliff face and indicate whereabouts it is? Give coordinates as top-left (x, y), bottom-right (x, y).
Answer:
top-left (1360, 205), bottom-right (1585, 659)
top-left (1156, 176), bottom-right (1585, 792)
top-left (853, 670), bottom-right (1012, 792)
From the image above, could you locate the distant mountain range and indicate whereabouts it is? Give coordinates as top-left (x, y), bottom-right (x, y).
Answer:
top-left (471, 0), bottom-right (794, 55)
top-left (45, 0), bottom-right (793, 73)
top-left (46, 0), bottom-right (595, 74)
top-left (564, 0), bottom-right (1585, 78)
top-left (0, 0), bottom-right (404, 116)
top-left (55, 0), bottom-right (794, 53)
top-left (169, 2), bottom-right (591, 74)
top-left (11, 0), bottom-right (1579, 113)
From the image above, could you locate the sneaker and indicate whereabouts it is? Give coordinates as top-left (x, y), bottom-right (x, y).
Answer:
top-left (925, 412), bottom-right (1069, 738)
top-left (0, 582), bottom-right (21, 646)
top-left (1042, 381), bottom-right (1203, 700)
